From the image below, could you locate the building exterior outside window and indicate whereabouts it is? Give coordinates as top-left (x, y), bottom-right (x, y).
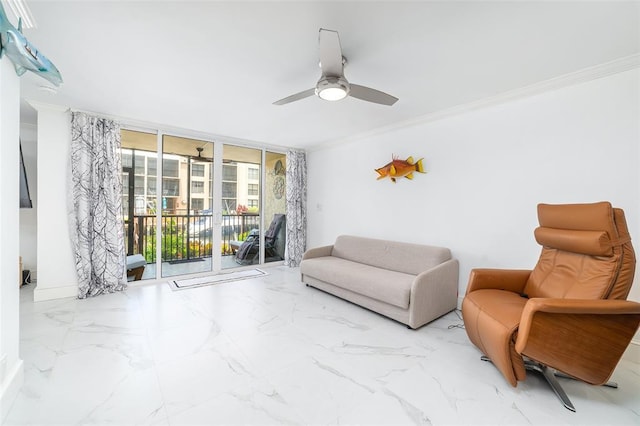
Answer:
top-left (122, 149), bottom-right (264, 216)
top-left (192, 163), bottom-right (205, 177)
top-left (191, 181), bottom-right (205, 193)
top-left (248, 167), bottom-right (259, 180)
top-left (222, 164), bottom-right (238, 212)
top-left (191, 198), bottom-right (204, 211)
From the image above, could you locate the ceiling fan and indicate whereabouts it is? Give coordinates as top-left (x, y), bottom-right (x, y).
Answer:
top-left (273, 29), bottom-right (399, 106)
top-left (192, 147), bottom-right (212, 162)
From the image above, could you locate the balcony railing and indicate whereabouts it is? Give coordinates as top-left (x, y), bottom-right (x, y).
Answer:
top-left (126, 213), bottom-right (260, 263)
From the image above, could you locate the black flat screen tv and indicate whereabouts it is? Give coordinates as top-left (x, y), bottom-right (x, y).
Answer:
top-left (20, 142), bottom-right (32, 208)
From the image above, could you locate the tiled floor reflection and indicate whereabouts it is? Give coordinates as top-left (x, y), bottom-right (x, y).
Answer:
top-left (6, 266), bottom-right (640, 425)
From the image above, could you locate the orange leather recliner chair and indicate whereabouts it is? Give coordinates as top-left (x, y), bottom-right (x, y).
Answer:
top-left (462, 202), bottom-right (640, 411)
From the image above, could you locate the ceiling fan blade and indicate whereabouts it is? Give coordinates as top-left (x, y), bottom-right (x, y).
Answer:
top-left (349, 84), bottom-right (399, 106)
top-left (318, 28), bottom-right (343, 77)
top-left (273, 88), bottom-right (316, 105)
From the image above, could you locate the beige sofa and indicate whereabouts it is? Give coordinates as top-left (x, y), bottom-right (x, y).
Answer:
top-left (300, 235), bottom-right (459, 329)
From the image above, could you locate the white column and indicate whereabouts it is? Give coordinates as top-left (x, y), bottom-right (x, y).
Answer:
top-left (19, 123), bottom-right (37, 282)
top-left (28, 102), bottom-right (77, 301)
top-left (212, 142), bottom-right (223, 271)
top-left (0, 58), bottom-right (25, 421)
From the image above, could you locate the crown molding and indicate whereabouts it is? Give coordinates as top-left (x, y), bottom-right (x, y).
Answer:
top-left (309, 54), bottom-right (640, 152)
top-left (25, 100), bottom-right (69, 113)
top-left (23, 101), bottom-right (291, 153)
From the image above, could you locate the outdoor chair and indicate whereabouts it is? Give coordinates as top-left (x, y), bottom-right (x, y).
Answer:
top-left (234, 214), bottom-right (286, 265)
top-left (126, 254), bottom-right (146, 281)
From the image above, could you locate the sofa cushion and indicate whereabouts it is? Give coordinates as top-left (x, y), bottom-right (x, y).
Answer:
top-left (301, 256), bottom-right (414, 309)
top-left (331, 235), bottom-right (451, 275)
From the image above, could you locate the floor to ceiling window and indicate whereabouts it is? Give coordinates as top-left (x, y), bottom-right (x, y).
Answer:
top-left (263, 151), bottom-right (287, 265)
top-left (121, 128), bottom-right (285, 280)
top-left (222, 145), bottom-right (262, 269)
top-left (161, 135), bottom-right (214, 278)
top-left (120, 129), bottom-right (159, 281)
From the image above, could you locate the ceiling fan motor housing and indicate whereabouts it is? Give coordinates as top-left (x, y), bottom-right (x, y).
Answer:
top-left (315, 76), bottom-right (350, 101)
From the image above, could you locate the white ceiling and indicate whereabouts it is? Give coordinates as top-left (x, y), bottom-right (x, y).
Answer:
top-left (17, 1), bottom-right (639, 149)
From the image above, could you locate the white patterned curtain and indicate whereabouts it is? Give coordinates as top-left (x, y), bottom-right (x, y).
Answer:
top-left (69, 112), bottom-right (126, 298)
top-left (284, 149), bottom-right (307, 267)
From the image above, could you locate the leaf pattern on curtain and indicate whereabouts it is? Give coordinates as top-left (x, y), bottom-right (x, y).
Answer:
top-left (284, 149), bottom-right (307, 267)
top-left (70, 112), bottom-right (127, 298)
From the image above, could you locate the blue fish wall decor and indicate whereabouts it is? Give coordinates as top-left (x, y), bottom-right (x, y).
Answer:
top-left (0, 2), bottom-right (62, 86)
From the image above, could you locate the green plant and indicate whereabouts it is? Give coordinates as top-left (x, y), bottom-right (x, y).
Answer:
top-left (221, 242), bottom-right (232, 255)
top-left (144, 219), bottom-right (189, 261)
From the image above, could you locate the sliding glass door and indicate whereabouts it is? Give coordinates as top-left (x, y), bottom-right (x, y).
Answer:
top-left (263, 151), bottom-right (286, 264)
top-left (221, 145), bottom-right (262, 269)
top-left (161, 135), bottom-right (214, 278)
top-left (121, 129), bottom-right (286, 280)
top-left (120, 129), bottom-right (159, 281)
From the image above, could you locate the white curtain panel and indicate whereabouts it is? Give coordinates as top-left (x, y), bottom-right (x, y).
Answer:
top-left (284, 149), bottom-right (307, 267)
top-left (69, 112), bottom-right (127, 298)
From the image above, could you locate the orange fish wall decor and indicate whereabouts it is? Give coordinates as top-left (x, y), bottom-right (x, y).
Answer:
top-left (375, 156), bottom-right (426, 183)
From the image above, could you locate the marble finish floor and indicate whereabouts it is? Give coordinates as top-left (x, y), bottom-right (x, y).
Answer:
top-left (5, 266), bottom-right (640, 425)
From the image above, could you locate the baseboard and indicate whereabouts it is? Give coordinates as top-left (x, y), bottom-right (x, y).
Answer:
top-left (0, 359), bottom-right (24, 423)
top-left (33, 284), bottom-right (77, 301)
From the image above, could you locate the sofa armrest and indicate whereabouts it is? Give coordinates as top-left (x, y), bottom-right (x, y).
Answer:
top-left (515, 298), bottom-right (640, 385)
top-left (408, 259), bottom-right (459, 328)
top-left (465, 268), bottom-right (531, 295)
top-left (302, 245), bottom-right (333, 260)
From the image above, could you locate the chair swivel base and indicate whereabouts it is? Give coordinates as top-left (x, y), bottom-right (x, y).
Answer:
top-left (480, 355), bottom-right (619, 412)
top-left (549, 369), bottom-right (618, 389)
top-left (523, 359), bottom-right (577, 412)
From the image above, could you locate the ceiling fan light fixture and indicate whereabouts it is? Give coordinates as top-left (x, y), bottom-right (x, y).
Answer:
top-left (316, 77), bottom-right (350, 101)
top-left (318, 87), bottom-right (347, 101)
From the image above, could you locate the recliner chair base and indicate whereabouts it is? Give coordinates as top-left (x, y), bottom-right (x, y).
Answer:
top-left (480, 356), bottom-right (618, 412)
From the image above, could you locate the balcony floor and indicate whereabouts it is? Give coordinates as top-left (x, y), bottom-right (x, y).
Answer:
top-left (137, 255), bottom-right (270, 280)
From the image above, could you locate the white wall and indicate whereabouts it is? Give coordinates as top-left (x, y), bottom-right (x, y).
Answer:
top-left (307, 69), bottom-right (640, 307)
top-left (21, 68), bottom-right (640, 315)
top-left (0, 58), bottom-right (24, 421)
top-left (19, 123), bottom-right (37, 282)
top-left (30, 103), bottom-right (77, 301)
